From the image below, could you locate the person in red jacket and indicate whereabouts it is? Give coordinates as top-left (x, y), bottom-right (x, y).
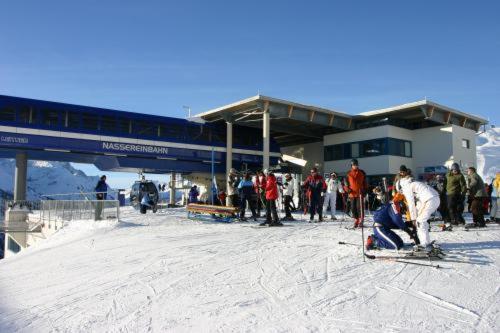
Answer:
top-left (302, 167), bottom-right (327, 222)
top-left (345, 159), bottom-right (368, 228)
top-left (260, 169), bottom-right (282, 226)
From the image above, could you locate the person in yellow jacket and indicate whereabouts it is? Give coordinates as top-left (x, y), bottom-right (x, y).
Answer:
top-left (490, 172), bottom-right (500, 223)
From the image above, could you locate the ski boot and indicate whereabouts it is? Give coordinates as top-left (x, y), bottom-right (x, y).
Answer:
top-left (365, 235), bottom-right (376, 251)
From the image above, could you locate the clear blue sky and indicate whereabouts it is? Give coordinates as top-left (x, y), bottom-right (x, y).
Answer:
top-left (1, 1), bottom-right (499, 188)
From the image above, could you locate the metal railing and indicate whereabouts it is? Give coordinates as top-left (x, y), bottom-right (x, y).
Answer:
top-left (40, 200), bottom-right (120, 228)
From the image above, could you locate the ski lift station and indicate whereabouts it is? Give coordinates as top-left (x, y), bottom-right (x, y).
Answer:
top-left (0, 94), bottom-right (489, 201)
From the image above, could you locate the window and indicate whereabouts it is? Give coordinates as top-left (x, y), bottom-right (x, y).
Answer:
top-left (0, 106), bottom-right (17, 122)
top-left (462, 139), bottom-right (470, 149)
top-left (388, 138), bottom-right (412, 157)
top-left (67, 112), bottom-right (80, 129)
top-left (360, 139), bottom-right (386, 157)
top-left (41, 109), bottom-right (59, 127)
top-left (101, 116), bottom-right (117, 133)
top-left (351, 143), bottom-right (359, 158)
top-left (17, 106), bottom-right (32, 124)
top-left (187, 124), bottom-right (209, 142)
top-left (133, 121), bottom-right (157, 137)
top-left (159, 124), bottom-right (185, 140)
top-left (81, 113), bottom-right (99, 130)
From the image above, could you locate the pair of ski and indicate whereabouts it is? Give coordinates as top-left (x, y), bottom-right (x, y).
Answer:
top-left (364, 249), bottom-right (444, 269)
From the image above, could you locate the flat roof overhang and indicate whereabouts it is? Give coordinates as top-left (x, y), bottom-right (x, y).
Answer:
top-left (194, 95), bottom-right (354, 146)
top-left (356, 100), bottom-right (488, 131)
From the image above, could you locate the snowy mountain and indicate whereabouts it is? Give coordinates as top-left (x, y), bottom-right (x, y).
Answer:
top-left (0, 159), bottom-right (100, 200)
top-left (476, 126), bottom-right (500, 183)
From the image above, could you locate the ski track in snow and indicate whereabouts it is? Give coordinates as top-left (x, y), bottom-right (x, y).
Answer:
top-left (0, 207), bottom-right (499, 332)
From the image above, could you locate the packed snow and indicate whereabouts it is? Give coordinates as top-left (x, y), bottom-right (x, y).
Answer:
top-left (0, 208), bottom-right (498, 332)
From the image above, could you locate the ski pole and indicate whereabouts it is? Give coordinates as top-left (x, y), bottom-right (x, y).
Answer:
top-left (338, 241), bottom-right (360, 247)
top-left (360, 193), bottom-right (366, 262)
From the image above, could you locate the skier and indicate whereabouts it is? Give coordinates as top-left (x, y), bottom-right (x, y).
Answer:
top-left (94, 175), bottom-right (108, 220)
top-left (345, 159), bottom-right (367, 227)
top-left (260, 169), bottom-right (282, 226)
top-left (432, 174), bottom-right (450, 224)
top-left (490, 172), bottom-right (500, 223)
top-left (365, 201), bottom-right (419, 250)
top-left (446, 163), bottom-right (467, 225)
top-left (303, 167), bottom-right (327, 222)
top-left (282, 173), bottom-right (295, 221)
top-left (255, 170), bottom-right (267, 217)
top-left (226, 168), bottom-right (240, 208)
top-left (237, 172), bottom-right (257, 221)
top-left (188, 185), bottom-right (199, 204)
top-left (397, 171), bottom-right (440, 252)
top-left (323, 172), bottom-right (342, 220)
top-left (466, 167), bottom-right (487, 228)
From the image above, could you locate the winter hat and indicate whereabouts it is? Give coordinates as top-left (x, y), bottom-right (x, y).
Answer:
top-left (451, 163), bottom-right (460, 171)
top-left (351, 159), bottom-right (359, 166)
top-left (399, 165), bottom-right (408, 173)
top-left (310, 167), bottom-right (318, 173)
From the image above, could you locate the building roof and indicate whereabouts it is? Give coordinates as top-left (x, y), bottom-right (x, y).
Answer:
top-left (194, 95), bottom-right (354, 146)
top-left (196, 96), bottom-right (489, 145)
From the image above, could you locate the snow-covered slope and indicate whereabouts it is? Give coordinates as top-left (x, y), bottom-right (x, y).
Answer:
top-left (476, 127), bottom-right (500, 183)
top-left (0, 208), bottom-right (498, 332)
top-left (0, 159), bottom-right (99, 200)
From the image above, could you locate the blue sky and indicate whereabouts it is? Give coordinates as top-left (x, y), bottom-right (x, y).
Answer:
top-left (1, 1), bottom-right (499, 188)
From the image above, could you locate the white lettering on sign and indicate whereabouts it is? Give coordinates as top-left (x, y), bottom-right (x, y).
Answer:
top-left (102, 142), bottom-right (169, 155)
top-left (1, 136), bottom-right (29, 144)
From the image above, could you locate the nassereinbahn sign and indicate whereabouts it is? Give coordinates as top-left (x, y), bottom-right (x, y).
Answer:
top-left (102, 142), bottom-right (168, 155)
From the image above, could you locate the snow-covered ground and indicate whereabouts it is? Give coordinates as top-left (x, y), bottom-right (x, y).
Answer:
top-left (0, 208), bottom-right (498, 332)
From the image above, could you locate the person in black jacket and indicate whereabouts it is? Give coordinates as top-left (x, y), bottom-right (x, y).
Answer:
top-left (237, 172), bottom-right (257, 221)
top-left (94, 175), bottom-right (108, 220)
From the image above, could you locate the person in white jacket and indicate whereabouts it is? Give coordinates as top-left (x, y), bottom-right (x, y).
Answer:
top-left (323, 172), bottom-right (343, 220)
top-left (398, 174), bottom-right (440, 250)
top-left (282, 173), bottom-right (295, 221)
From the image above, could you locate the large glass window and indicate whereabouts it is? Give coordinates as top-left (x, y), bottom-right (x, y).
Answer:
top-left (66, 112), bottom-right (80, 129)
top-left (0, 106), bottom-right (16, 122)
top-left (17, 106), bottom-right (32, 124)
top-left (81, 113), bottom-right (99, 130)
top-left (101, 116), bottom-right (117, 133)
top-left (351, 143), bottom-right (359, 158)
top-left (159, 124), bottom-right (185, 140)
top-left (360, 139), bottom-right (386, 157)
top-left (41, 109), bottom-right (59, 127)
top-left (388, 138), bottom-right (412, 157)
top-left (187, 124), bottom-right (209, 142)
top-left (133, 121), bottom-right (157, 137)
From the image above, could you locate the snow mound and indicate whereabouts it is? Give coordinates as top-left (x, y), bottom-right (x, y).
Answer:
top-left (0, 159), bottom-right (99, 200)
top-left (476, 127), bottom-right (500, 183)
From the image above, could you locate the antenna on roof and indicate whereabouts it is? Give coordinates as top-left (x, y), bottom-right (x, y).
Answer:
top-left (183, 105), bottom-right (191, 118)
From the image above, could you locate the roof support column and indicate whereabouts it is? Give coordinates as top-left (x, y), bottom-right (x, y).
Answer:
top-left (226, 121), bottom-right (233, 205)
top-left (262, 102), bottom-right (270, 171)
top-left (14, 152), bottom-right (27, 201)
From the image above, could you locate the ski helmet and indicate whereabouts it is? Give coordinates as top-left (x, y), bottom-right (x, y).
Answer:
top-left (451, 163), bottom-right (460, 172)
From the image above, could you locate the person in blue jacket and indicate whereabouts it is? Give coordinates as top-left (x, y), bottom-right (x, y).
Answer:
top-left (188, 185), bottom-right (199, 204)
top-left (238, 172), bottom-right (257, 221)
top-left (366, 201), bottom-right (418, 250)
top-left (94, 175), bottom-right (108, 220)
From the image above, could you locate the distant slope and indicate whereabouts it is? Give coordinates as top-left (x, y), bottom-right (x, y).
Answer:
top-left (0, 159), bottom-right (99, 200)
top-left (476, 127), bottom-right (499, 183)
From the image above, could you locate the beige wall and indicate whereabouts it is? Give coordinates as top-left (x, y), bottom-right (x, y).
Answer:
top-left (281, 141), bottom-right (324, 177)
top-left (412, 126), bottom-right (453, 169)
top-left (450, 125), bottom-right (477, 169)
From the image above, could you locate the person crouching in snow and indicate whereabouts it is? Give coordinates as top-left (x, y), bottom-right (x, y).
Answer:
top-left (397, 165), bottom-right (440, 252)
top-left (366, 200), bottom-right (419, 251)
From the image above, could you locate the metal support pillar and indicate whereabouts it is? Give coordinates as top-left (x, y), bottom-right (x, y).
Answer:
top-left (226, 121), bottom-right (233, 202)
top-left (14, 152), bottom-right (27, 201)
top-left (169, 172), bottom-right (176, 206)
top-left (263, 107), bottom-right (270, 171)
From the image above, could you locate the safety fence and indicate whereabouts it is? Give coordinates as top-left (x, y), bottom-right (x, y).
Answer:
top-left (40, 200), bottom-right (120, 229)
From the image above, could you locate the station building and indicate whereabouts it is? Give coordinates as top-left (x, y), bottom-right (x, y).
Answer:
top-left (196, 97), bottom-right (487, 185)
